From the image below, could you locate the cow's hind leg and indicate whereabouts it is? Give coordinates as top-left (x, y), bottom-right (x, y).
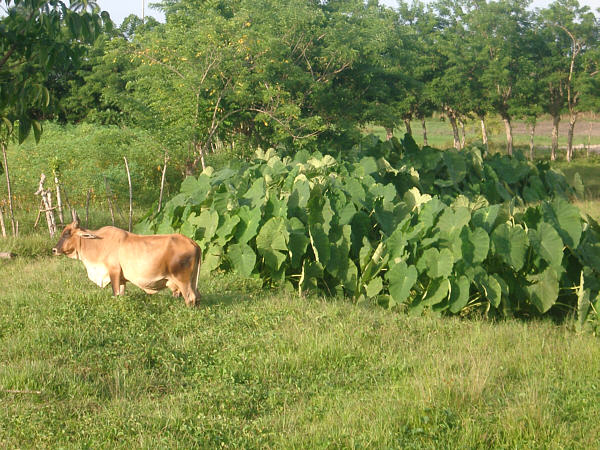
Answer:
top-left (169, 248), bottom-right (201, 307)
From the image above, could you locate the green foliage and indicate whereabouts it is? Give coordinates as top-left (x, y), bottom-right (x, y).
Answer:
top-left (0, 123), bottom-right (173, 207)
top-left (0, 0), bottom-right (111, 142)
top-left (139, 136), bottom-right (600, 318)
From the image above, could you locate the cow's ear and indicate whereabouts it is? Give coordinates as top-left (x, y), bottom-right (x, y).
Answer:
top-left (72, 218), bottom-right (80, 229)
top-left (77, 231), bottom-right (99, 239)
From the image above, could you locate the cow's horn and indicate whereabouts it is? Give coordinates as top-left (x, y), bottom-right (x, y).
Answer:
top-left (78, 232), bottom-right (99, 239)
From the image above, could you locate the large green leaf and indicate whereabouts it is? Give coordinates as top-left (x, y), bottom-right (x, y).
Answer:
top-left (436, 206), bottom-right (471, 238)
top-left (528, 222), bottom-right (563, 270)
top-left (307, 186), bottom-right (334, 234)
top-left (577, 271), bottom-right (591, 332)
top-left (365, 276), bottom-right (383, 298)
top-left (235, 206), bottom-right (262, 245)
top-left (215, 215), bottom-right (241, 246)
top-left (472, 204), bottom-right (504, 233)
top-left (542, 198), bottom-right (582, 249)
top-left (243, 178), bottom-right (266, 208)
top-left (299, 260), bottom-right (324, 293)
top-left (227, 243), bottom-right (256, 277)
top-left (422, 278), bottom-right (450, 307)
top-left (491, 223), bottom-right (529, 271)
top-left (526, 267), bottom-right (559, 313)
top-left (386, 261), bottom-right (417, 306)
top-left (386, 226), bottom-right (408, 261)
top-left (291, 175), bottom-right (311, 209)
top-left (201, 243), bottom-right (223, 275)
top-left (309, 223), bottom-right (331, 266)
top-left (180, 174), bottom-right (211, 202)
top-left (417, 248), bottom-right (454, 279)
top-left (256, 217), bottom-right (289, 252)
top-left (476, 273), bottom-right (502, 308)
top-left (256, 217), bottom-right (289, 271)
top-left (449, 276), bottom-right (470, 313)
top-left (374, 199), bottom-right (399, 237)
top-left (460, 227), bottom-right (489, 264)
top-left (190, 210), bottom-right (219, 243)
top-left (288, 217), bottom-right (310, 269)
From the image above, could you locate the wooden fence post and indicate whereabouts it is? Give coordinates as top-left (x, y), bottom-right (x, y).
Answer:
top-left (85, 189), bottom-right (91, 227)
top-left (35, 173), bottom-right (57, 237)
top-left (53, 170), bottom-right (64, 225)
top-left (0, 206), bottom-right (6, 238)
top-left (158, 153), bottom-right (168, 213)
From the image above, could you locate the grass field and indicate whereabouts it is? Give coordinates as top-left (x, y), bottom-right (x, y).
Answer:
top-left (1, 246), bottom-right (600, 448)
top-left (365, 114), bottom-right (600, 156)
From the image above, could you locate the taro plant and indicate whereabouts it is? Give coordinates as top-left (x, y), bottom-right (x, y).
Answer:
top-left (135, 136), bottom-right (600, 319)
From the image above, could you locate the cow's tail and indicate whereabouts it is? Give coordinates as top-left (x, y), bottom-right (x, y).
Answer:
top-left (192, 245), bottom-right (202, 292)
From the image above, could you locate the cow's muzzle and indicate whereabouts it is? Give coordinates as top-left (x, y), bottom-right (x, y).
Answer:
top-left (52, 247), bottom-right (60, 255)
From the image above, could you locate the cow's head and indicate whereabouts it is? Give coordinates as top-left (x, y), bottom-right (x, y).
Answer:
top-left (52, 219), bottom-right (99, 258)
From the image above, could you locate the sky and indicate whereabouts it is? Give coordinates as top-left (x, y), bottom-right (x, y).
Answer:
top-left (98, 0), bottom-right (600, 26)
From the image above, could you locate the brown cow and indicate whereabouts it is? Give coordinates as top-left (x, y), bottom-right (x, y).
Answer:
top-left (52, 219), bottom-right (201, 306)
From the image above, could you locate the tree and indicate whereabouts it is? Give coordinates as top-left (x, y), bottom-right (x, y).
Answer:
top-left (429, 0), bottom-right (478, 150)
top-left (0, 0), bottom-right (110, 233)
top-left (112, 0), bottom-right (377, 174)
top-left (396, 1), bottom-right (438, 142)
top-left (467, 0), bottom-right (536, 156)
top-left (57, 15), bottom-right (160, 124)
top-left (539, 0), bottom-right (598, 161)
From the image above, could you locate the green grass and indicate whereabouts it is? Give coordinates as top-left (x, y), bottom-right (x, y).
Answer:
top-left (1, 242), bottom-right (600, 447)
top-left (365, 115), bottom-right (600, 155)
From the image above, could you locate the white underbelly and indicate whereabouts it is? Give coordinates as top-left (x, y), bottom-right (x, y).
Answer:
top-left (83, 262), bottom-right (111, 288)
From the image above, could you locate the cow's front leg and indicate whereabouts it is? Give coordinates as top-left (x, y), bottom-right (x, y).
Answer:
top-left (109, 270), bottom-right (125, 296)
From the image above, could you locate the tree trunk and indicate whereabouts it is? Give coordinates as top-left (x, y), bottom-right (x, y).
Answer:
top-left (551, 114), bottom-right (560, 161)
top-left (447, 111), bottom-right (461, 150)
top-left (502, 116), bottom-right (513, 156)
top-left (459, 119), bottom-right (466, 148)
top-left (421, 119), bottom-right (428, 146)
top-left (480, 119), bottom-right (489, 156)
top-left (196, 142), bottom-right (206, 172)
top-left (1, 141), bottom-right (16, 235)
top-left (566, 114), bottom-right (578, 162)
top-left (385, 127), bottom-right (394, 141)
top-left (528, 122), bottom-right (536, 161)
top-left (404, 119), bottom-right (412, 136)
